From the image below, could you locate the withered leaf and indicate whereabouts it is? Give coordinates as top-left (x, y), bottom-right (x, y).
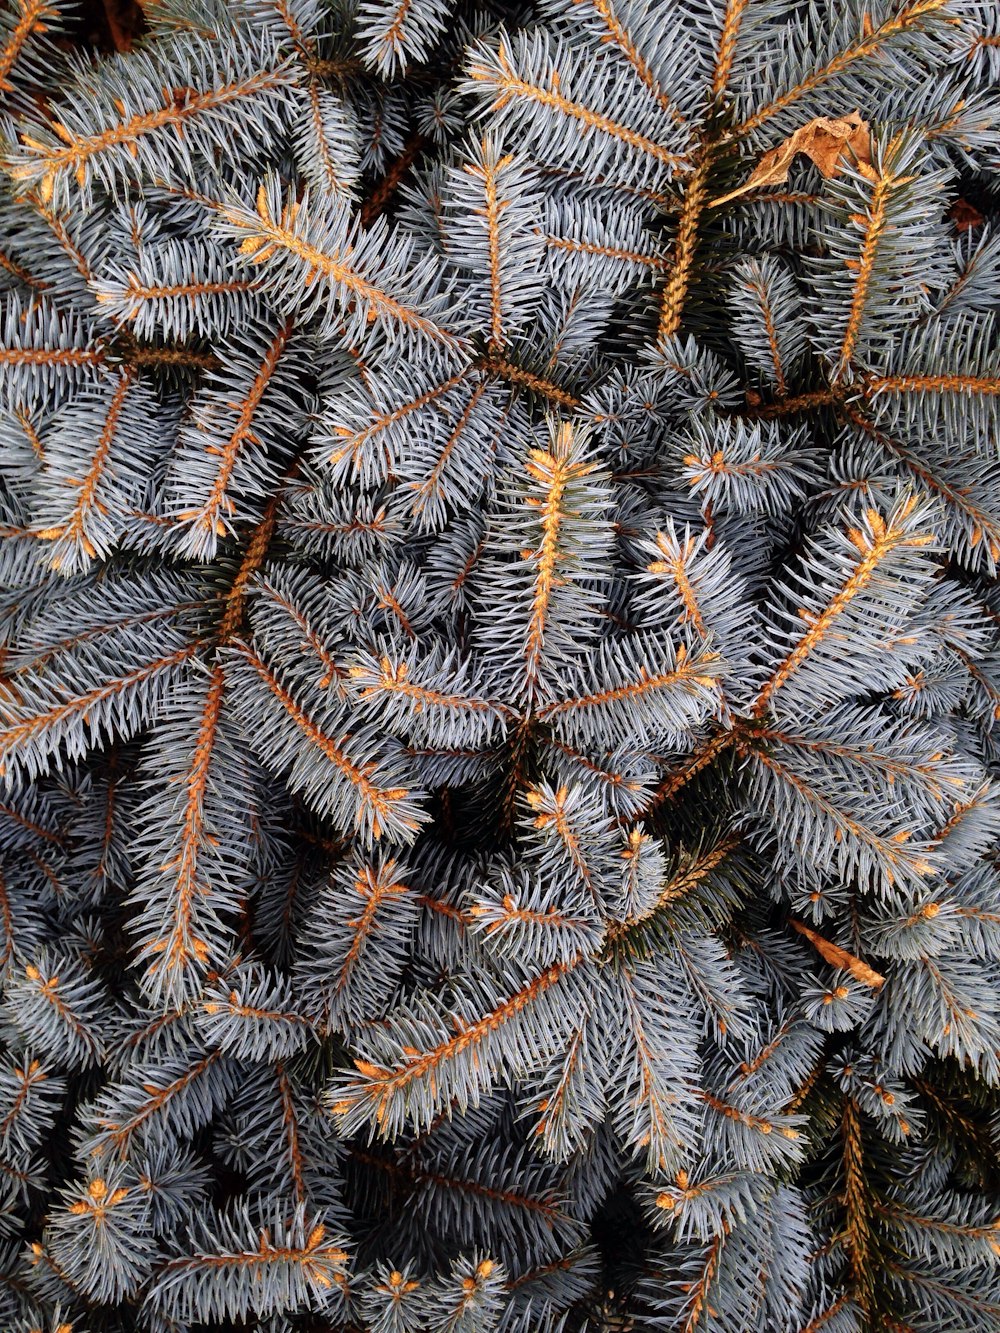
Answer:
top-left (949, 197), bottom-right (985, 232)
top-left (100, 0), bottom-right (146, 52)
top-left (711, 111), bottom-right (875, 208)
top-left (789, 917), bottom-right (885, 991)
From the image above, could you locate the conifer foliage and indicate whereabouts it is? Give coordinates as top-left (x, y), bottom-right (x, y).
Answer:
top-left (1, 0), bottom-right (1000, 1327)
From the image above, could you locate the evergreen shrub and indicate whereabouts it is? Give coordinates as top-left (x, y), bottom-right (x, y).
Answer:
top-left (1, 0), bottom-right (999, 1328)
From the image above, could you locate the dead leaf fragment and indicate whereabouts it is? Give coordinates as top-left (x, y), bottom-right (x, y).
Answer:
top-left (949, 197), bottom-right (984, 232)
top-left (101, 0), bottom-right (145, 52)
top-left (711, 112), bottom-right (875, 207)
top-left (789, 916), bottom-right (886, 990)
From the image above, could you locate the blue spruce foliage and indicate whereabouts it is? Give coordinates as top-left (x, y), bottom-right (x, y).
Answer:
top-left (0, 0), bottom-right (999, 1329)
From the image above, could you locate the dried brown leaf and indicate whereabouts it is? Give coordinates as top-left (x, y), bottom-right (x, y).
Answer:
top-left (711, 112), bottom-right (875, 207)
top-left (102, 0), bottom-right (145, 52)
top-left (789, 917), bottom-right (886, 990)
top-left (949, 197), bottom-right (985, 233)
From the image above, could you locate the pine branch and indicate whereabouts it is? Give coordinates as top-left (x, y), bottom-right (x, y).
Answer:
top-left (0, 642), bottom-right (200, 779)
top-left (134, 665), bottom-right (227, 991)
top-left (681, 1224), bottom-right (729, 1332)
top-left (844, 405), bottom-right (1000, 567)
top-left (733, 0), bottom-right (952, 138)
top-left (606, 834), bottom-right (741, 959)
top-left (540, 645), bottom-right (719, 722)
top-left (744, 740), bottom-right (938, 887)
top-left (149, 1209), bottom-right (349, 1322)
top-left (647, 728), bottom-right (735, 808)
top-left (522, 428), bottom-right (599, 690)
top-left (835, 147), bottom-right (904, 377)
top-left (8, 57), bottom-right (294, 206)
top-left (234, 643), bottom-right (423, 842)
top-left (328, 956), bottom-right (583, 1134)
top-left (577, 0), bottom-right (680, 118)
top-left (711, 0), bottom-right (750, 99)
top-left (466, 37), bottom-right (689, 172)
top-left (0, 0), bottom-right (54, 93)
top-left (33, 366), bottom-right (135, 570)
top-left (867, 371), bottom-right (1000, 398)
top-left (326, 367), bottom-right (469, 470)
top-left (839, 1098), bottom-right (878, 1317)
top-left (752, 494), bottom-right (937, 718)
top-left (219, 181), bottom-right (464, 351)
top-left (85, 1050), bottom-right (230, 1156)
top-left (479, 355), bottom-right (582, 410)
top-left (658, 154), bottom-right (711, 346)
top-left (361, 131), bottom-right (427, 226)
top-left (172, 318), bottom-right (295, 557)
